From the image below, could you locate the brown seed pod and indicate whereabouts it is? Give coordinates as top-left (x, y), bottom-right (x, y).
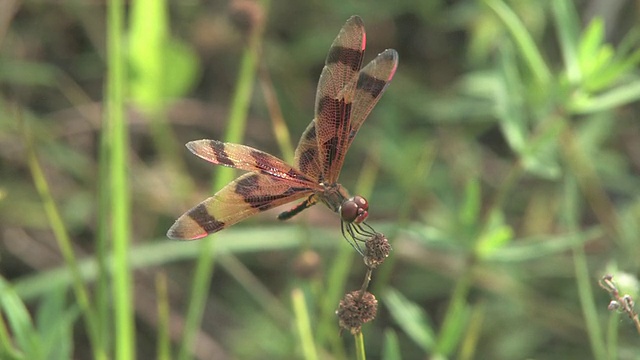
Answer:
top-left (336, 291), bottom-right (378, 335)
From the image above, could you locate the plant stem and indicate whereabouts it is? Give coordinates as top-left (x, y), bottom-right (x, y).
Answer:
top-left (107, 0), bottom-right (134, 357)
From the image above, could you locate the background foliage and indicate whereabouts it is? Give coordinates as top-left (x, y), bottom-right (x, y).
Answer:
top-left (2, 0), bottom-right (640, 359)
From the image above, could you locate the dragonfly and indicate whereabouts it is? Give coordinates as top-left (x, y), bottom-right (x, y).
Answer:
top-left (167, 15), bottom-right (398, 249)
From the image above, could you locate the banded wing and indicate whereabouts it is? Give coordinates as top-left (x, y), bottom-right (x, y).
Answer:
top-left (294, 15), bottom-right (365, 183)
top-left (188, 140), bottom-right (319, 188)
top-left (168, 140), bottom-right (320, 240)
top-left (167, 173), bottom-right (314, 240)
top-left (293, 121), bottom-right (322, 182)
top-left (341, 49), bottom-right (398, 156)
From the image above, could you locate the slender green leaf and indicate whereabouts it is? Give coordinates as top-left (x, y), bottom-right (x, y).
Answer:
top-left (106, 0), bottom-right (134, 358)
top-left (0, 278), bottom-right (40, 359)
top-left (552, 0), bottom-right (581, 85)
top-left (382, 329), bottom-right (401, 360)
top-left (383, 289), bottom-right (435, 352)
top-left (569, 80), bottom-right (640, 114)
top-left (292, 289), bottom-right (318, 360)
top-left (484, 0), bottom-right (551, 84)
top-left (36, 290), bottom-right (77, 360)
top-left (496, 43), bottom-right (527, 153)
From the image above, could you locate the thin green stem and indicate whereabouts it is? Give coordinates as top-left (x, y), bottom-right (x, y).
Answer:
top-left (606, 312), bottom-right (619, 360)
top-left (176, 238), bottom-right (216, 360)
top-left (574, 281), bottom-right (604, 357)
top-left (155, 273), bottom-right (171, 360)
top-left (20, 112), bottom-right (105, 360)
top-left (459, 301), bottom-right (486, 360)
top-left (259, 63), bottom-right (294, 163)
top-left (354, 331), bottom-right (366, 360)
top-left (107, 0), bottom-right (134, 358)
top-left (563, 177), bottom-right (606, 360)
top-left (178, 3), bottom-right (268, 358)
top-left (434, 268), bottom-right (471, 356)
top-left (96, 89), bottom-right (112, 359)
top-left (292, 288), bottom-right (318, 360)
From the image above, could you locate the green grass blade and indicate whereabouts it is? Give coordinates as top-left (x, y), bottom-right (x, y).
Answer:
top-left (551, 0), bottom-right (581, 85)
top-left (0, 277), bottom-right (38, 359)
top-left (20, 112), bottom-right (104, 359)
top-left (12, 227), bottom-right (343, 301)
top-left (178, 3), bottom-right (269, 359)
top-left (484, 0), bottom-right (551, 85)
top-left (259, 66), bottom-right (295, 163)
top-left (562, 177), bottom-right (606, 360)
top-left (383, 289), bottom-right (435, 352)
top-left (382, 329), bottom-right (401, 360)
top-left (96, 83), bottom-right (113, 359)
top-left (569, 80), bottom-right (640, 114)
top-left (155, 273), bottom-right (171, 360)
top-left (317, 243), bottom-right (357, 350)
top-left (36, 289), bottom-right (77, 360)
top-left (0, 304), bottom-right (23, 360)
top-left (606, 312), bottom-right (620, 360)
top-left (435, 272), bottom-right (471, 356)
top-left (106, 0), bottom-right (134, 358)
top-left (292, 288), bottom-right (318, 360)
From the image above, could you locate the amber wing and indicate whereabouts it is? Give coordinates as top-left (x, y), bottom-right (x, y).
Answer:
top-left (342, 49), bottom-right (398, 153)
top-left (167, 140), bottom-right (319, 240)
top-left (294, 16), bottom-right (398, 184)
top-left (294, 15), bottom-right (366, 183)
top-left (167, 173), bottom-right (315, 239)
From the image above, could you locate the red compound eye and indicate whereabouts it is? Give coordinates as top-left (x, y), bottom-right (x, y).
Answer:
top-left (340, 196), bottom-right (369, 223)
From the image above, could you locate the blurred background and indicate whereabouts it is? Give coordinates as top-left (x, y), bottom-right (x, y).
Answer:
top-left (2, 0), bottom-right (640, 359)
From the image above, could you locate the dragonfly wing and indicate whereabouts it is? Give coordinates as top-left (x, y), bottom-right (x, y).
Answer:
top-left (167, 173), bottom-right (314, 240)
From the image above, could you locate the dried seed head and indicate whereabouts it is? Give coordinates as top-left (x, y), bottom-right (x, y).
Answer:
top-left (228, 0), bottom-right (264, 36)
top-left (364, 232), bottom-right (391, 269)
top-left (336, 291), bottom-right (378, 335)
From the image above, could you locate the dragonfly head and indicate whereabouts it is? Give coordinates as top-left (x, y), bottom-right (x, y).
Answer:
top-left (340, 195), bottom-right (369, 223)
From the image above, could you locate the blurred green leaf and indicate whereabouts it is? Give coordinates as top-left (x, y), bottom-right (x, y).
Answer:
top-left (383, 289), bottom-right (435, 352)
top-left (484, 0), bottom-right (551, 85)
top-left (0, 278), bottom-right (41, 359)
top-left (291, 288), bottom-right (318, 360)
top-left (578, 19), bottom-right (607, 79)
top-left (552, 0), bottom-right (581, 85)
top-left (161, 39), bottom-right (200, 99)
top-left (35, 289), bottom-right (78, 360)
top-left (0, 60), bottom-right (58, 86)
top-left (382, 329), bottom-right (401, 360)
top-left (475, 211), bottom-right (513, 259)
top-left (128, 0), bottom-right (199, 111)
top-left (487, 227), bottom-right (602, 262)
top-left (520, 115), bottom-right (564, 179)
top-left (569, 79), bottom-right (640, 114)
top-left (459, 178), bottom-right (481, 229)
top-left (496, 42), bottom-right (526, 153)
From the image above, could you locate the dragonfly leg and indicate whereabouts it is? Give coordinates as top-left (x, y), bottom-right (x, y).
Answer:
top-left (277, 194), bottom-right (317, 220)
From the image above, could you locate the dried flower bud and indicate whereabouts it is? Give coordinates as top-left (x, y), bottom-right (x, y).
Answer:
top-left (364, 232), bottom-right (391, 269)
top-left (228, 0), bottom-right (264, 37)
top-left (336, 291), bottom-right (378, 335)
